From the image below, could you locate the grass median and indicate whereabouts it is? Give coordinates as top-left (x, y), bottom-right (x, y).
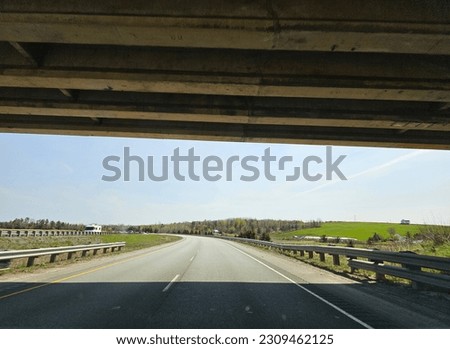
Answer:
top-left (99, 233), bottom-right (181, 251)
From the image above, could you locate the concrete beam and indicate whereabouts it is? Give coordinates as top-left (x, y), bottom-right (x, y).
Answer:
top-left (0, 100), bottom-right (448, 132)
top-left (1, 69), bottom-right (449, 102)
top-left (1, 0), bottom-right (448, 22)
top-left (0, 14), bottom-right (447, 54)
top-left (0, 0), bottom-right (449, 55)
top-left (29, 46), bottom-right (450, 81)
top-left (1, 114), bottom-right (449, 150)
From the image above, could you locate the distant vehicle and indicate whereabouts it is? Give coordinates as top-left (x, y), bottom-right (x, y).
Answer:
top-left (400, 219), bottom-right (410, 225)
top-left (84, 224), bottom-right (102, 234)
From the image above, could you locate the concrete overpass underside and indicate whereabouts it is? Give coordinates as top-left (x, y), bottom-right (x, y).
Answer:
top-left (0, 0), bottom-right (449, 149)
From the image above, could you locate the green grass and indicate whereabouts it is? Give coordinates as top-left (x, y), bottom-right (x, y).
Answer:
top-left (419, 241), bottom-right (450, 257)
top-left (99, 234), bottom-right (181, 251)
top-left (272, 221), bottom-right (423, 241)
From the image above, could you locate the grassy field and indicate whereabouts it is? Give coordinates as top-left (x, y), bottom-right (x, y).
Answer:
top-left (262, 222), bottom-right (449, 284)
top-left (270, 221), bottom-right (450, 258)
top-left (0, 234), bottom-right (181, 252)
top-left (272, 221), bottom-right (423, 241)
top-left (100, 234), bottom-right (181, 251)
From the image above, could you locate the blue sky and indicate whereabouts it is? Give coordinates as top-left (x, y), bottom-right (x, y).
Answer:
top-left (0, 133), bottom-right (449, 226)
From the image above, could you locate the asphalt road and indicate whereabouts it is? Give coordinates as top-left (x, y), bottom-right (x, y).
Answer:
top-left (0, 236), bottom-right (449, 329)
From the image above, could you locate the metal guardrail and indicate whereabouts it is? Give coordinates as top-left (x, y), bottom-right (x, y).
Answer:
top-left (0, 242), bottom-right (125, 268)
top-left (219, 236), bottom-right (450, 291)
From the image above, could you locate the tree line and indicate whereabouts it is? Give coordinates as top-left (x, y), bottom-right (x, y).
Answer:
top-left (1, 217), bottom-right (323, 241)
top-left (0, 217), bottom-right (84, 231)
top-left (104, 218), bottom-right (322, 240)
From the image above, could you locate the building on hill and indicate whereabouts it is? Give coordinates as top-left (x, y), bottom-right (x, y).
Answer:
top-left (84, 224), bottom-right (102, 234)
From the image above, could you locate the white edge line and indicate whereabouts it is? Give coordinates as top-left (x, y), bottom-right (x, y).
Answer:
top-left (228, 244), bottom-right (373, 329)
top-left (162, 274), bottom-right (180, 293)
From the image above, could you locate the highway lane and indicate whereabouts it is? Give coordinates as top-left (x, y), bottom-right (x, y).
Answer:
top-left (0, 236), bottom-right (448, 328)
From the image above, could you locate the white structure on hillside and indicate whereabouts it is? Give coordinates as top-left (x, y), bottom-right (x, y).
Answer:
top-left (84, 224), bottom-right (102, 234)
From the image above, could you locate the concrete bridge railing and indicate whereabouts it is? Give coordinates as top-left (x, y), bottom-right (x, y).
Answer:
top-left (0, 242), bottom-right (125, 269)
top-left (0, 229), bottom-right (110, 237)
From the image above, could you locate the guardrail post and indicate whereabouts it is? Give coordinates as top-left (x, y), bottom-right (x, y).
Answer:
top-left (299, 250), bottom-right (304, 257)
top-left (103, 248), bottom-right (109, 253)
top-left (50, 253), bottom-right (59, 263)
top-left (82, 250), bottom-right (89, 257)
top-left (398, 252), bottom-right (424, 289)
top-left (93, 248), bottom-right (99, 256)
top-left (308, 251), bottom-right (314, 259)
top-left (347, 257), bottom-right (356, 273)
top-left (369, 259), bottom-right (386, 281)
top-left (332, 254), bottom-right (340, 266)
top-left (402, 263), bottom-right (423, 290)
top-left (67, 252), bottom-right (74, 259)
top-left (27, 256), bottom-right (36, 267)
top-left (118, 246), bottom-right (123, 251)
top-left (0, 260), bottom-right (11, 270)
top-left (319, 252), bottom-right (325, 262)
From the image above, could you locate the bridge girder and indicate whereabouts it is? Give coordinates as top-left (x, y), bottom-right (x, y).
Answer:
top-left (0, 0), bottom-right (449, 149)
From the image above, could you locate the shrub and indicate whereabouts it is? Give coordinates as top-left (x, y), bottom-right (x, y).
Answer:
top-left (417, 225), bottom-right (450, 246)
top-left (260, 232), bottom-right (271, 242)
top-left (387, 227), bottom-right (396, 239)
